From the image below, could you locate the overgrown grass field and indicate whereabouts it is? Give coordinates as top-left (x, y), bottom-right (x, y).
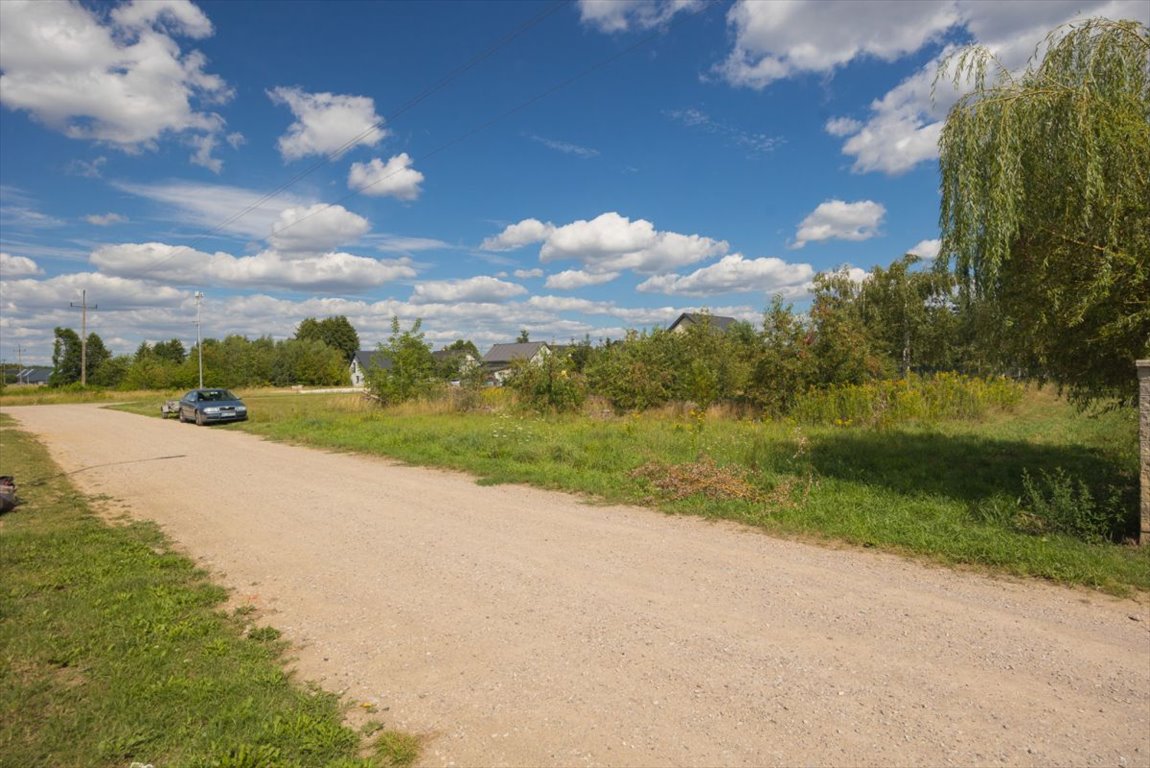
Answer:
top-left (0, 415), bottom-right (419, 767)
top-left (117, 384), bottom-right (1148, 594)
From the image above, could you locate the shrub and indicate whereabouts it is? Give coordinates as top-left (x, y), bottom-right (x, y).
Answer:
top-left (1020, 468), bottom-right (1130, 543)
top-left (505, 352), bottom-right (586, 413)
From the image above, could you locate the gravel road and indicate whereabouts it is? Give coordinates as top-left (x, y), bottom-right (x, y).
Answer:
top-left (6, 404), bottom-right (1149, 767)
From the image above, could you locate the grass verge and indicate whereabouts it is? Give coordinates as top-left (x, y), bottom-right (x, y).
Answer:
top-left (0, 414), bottom-right (418, 767)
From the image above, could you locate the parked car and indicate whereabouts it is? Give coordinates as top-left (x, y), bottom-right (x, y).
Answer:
top-left (178, 388), bottom-right (249, 426)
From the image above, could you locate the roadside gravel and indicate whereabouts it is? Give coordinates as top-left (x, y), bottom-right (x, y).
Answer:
top-left (6, 404), bottom-right (1148, 767)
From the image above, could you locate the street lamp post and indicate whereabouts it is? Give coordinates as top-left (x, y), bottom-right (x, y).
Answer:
top-left (195, 291), bottom-right (204, 388)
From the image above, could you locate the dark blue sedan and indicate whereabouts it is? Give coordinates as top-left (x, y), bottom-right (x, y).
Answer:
top-left (178, 388), bottom-right (249, 426)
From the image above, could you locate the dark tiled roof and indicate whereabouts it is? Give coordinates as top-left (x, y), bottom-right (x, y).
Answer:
top-left (483, 342), bottom-right (548, 365)
top-left (352, 350), bottom-right (392, 370)
top-left (668, 312), bottom-right (739, 333)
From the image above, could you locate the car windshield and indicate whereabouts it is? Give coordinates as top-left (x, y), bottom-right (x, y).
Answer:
top-left (199, 389), bottom-right (238, 402)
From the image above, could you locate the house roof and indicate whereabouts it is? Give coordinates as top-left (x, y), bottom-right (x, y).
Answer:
top-left (352, 350), bottom-right (392, 370)
top-left (668, 312), bottom-right (739, 333)
top-left (17, 367), bottom-right (51, 383)
top-left (483, 342), bottom-right (548, 365)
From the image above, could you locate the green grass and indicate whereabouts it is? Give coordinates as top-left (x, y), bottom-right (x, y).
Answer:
top-left (0, 414), bottom-right (418, 767)
top-left (112, 388), bottom-right (1150, 593)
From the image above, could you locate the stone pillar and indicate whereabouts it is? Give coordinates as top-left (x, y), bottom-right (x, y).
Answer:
top-left (1139, 360), bottom-right (1150, 545)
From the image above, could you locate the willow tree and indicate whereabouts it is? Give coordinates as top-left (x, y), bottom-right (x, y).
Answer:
top-left (938, 18), bottom-right (1149, 403)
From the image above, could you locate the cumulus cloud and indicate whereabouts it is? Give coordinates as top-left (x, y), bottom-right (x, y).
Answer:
top-left (539, 212), bottom-right (728, 275)
top-left (269, 86), bottom-right (386, 160)
top-left (637, 254), bottom-right (814, 297)
top-left (91, 241), bottom-right (416, 293)
top-left (908, 238), bottom-right (941, 260)
top-left (792, 200), bottom-right (885, 249)
top-left (544, 269), bottom-right (621, 290)
top-left (824, 117), bottom-right (862, 137)
top-left (0, 270), bottom-right (186, 309)
top-left (715, 0), bottom-right (960, 89)
top-left (0, 251), bottom-right (42, 277)
top-left (347, 154), bottom-right (424, 200)
top-left (370, 235), bottom-right (449, 253)
top-left (84, 213), bottom-right (128, 226)
top-left (0, 0), bottom-right (232, 166)
top-left (481, 218), bottom-right (555, 251)
top-left (267, 204), bottom-right (370, 256)
top-left (513, 268), bottom-right (544, 279)
top-left (811, 1), bottom-right (1150, 174)
top-left (578, 0), bottom-right (702, 33)
top-left (410, 276), bottom-right (527, 304)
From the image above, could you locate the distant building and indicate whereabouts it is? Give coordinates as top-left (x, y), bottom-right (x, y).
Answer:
top-left (482, 342), bottom-right (551, 384)
top-left (349, 350), bottom-right (391, 388)
top-left (15, 367), bottom-right (52, 386)
top-left (667, 312), bottom-right (739, 334)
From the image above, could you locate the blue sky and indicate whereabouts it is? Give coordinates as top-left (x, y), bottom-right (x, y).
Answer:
top-left (2, 0), bottom-right (1146, 365)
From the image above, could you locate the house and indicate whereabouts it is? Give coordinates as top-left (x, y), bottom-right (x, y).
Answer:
top-left (431, 349), bottom-right (479, 382)
top-left (349, 350), bottom-right (391, 387)
top-left (482, 342), bottom-right (550, 384)
top-left (667, 312), bottom-right (739, 334)
top-left (15, 367), bottom-right (51, 386)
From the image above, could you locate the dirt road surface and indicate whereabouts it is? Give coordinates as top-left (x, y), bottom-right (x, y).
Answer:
top-left (6, 404), bottom-right (1149, 767)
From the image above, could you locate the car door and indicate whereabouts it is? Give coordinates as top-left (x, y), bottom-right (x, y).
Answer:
top-left (181, 391), bottom-right (198, 420)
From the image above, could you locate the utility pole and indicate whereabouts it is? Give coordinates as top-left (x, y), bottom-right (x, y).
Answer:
top-left (69, 289), bottom-right (97, 387)
top-left (195, 291), bottom-right (204, 388)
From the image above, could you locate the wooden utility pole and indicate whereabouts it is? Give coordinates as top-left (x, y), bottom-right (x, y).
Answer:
top-left (69, 289), bottom-right (97, 387)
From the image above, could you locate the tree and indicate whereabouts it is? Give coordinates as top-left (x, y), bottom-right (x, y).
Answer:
top-left (296, 316), bottom-right (360, 363)
top-left (50, 327), bottom-right (82, 386)
top-left (517, 329), bottom-right (530, 343)
top-left (368, 317), bottom-right (437, 405)
top-left (938, 18), bottom-right (1150, 403)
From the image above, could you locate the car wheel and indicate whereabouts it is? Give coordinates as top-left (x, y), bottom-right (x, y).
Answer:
top-left (195, 410), bottom-right (205, 427)
top-left (178, 408), bottom-right (188, 423)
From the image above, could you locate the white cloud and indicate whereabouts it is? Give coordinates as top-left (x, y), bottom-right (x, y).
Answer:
top-left (637, 254), bottom-right (814, 297)
top-left (114, 180), bottom-right (312, 240)
top-left (65, 156), bottom-right (107, 178)
top-left (0, 251), bottom-right (43, 277)
top-left (578, 0), bottom-right (702, 33)
top-left (824, 117), bottom-right (862, 137)
top-left (792, 200), bottom-right (885, 249)
top-left (908, 238), bottom-right (941, 260)
top-left (348, 154), bottom-right (424, 200)
top-left (539, 212), bottom-right (728, 275)
top-left (411, 276), bottom-right (527, 304)
top-left (544, 269), bottom-right (621, 290)
top-left (716, 0), bottom-right (961, 89)
top-left (90, 242), bottom-right (416, 293)
top-left (666, 108), bottom-right (783, 155)
top-left (0, 0), bottom-right (232, 165)
top-left (481, 218), bottom-right (555, 251)
top-left (513, 268), bottom-right (544, 279)
top-left (269, 86), bottom-right (386, 161)
top-left (1, 270), bottom-right (186, 309)
top-left (817, 0), bottom-right (1150, 174)
top-left (84, 213), bottom-right (128, 226)
top-left (267, 204), bottom-right (370, 256)
top-left (370, 235), bottom-right (449, 253)
top-left (526, 134), bottom-right (600, 158)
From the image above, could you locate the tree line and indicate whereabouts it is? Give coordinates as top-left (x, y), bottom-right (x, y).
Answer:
top-left (44, 316), bottom-right (360, 390)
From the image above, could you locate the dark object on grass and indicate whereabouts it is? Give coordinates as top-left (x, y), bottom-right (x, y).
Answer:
top-left (0, 475), bottom-right (18, 514)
